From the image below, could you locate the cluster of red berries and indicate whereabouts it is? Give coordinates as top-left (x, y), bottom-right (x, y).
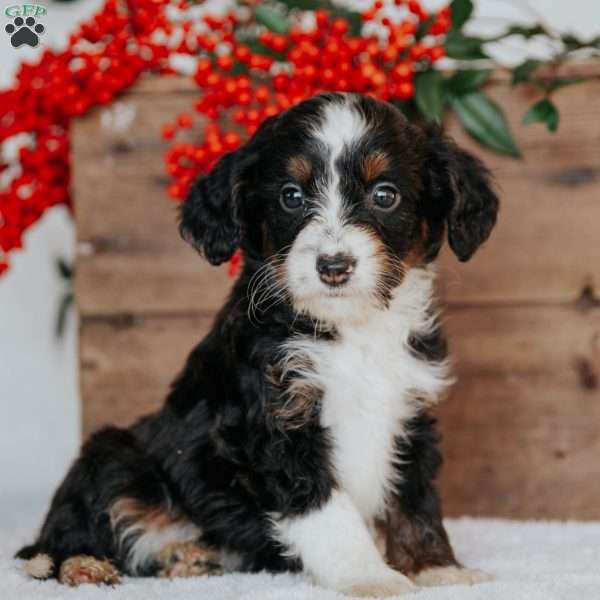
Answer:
top-left (0, 0), bottom-right (450, 277)
top-left (163, 1), bottom-right (451, 205)
top-left (0, 0), bottom-right (174, 275)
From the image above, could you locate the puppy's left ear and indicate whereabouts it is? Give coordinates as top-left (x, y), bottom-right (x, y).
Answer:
top-left (426, 127), bottom-right (499, 262)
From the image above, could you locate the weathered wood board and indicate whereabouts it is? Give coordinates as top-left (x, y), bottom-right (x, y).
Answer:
top-left (438, 303), bottom-right (600, 519)
top-left (74, 67), bottom-right (600, 519)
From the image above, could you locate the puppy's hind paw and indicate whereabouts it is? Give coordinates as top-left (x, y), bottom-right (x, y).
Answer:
top-left (157, 542), bottom-right (223, 578)
top-left (22, 553), bottom-right (54, 580)
top-left (59, 555), bottom-right (120, 586)
top-left (341, 570), bottom-right (418, 597)
top-left (413, 565), bottom-right (493, 587)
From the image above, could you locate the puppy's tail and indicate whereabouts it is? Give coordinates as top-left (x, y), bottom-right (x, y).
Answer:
top-left (15, 545), bottom-right (56, 580)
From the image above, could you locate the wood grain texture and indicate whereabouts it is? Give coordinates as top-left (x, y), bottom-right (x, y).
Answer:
top-left (437, 303), bottom-right (600, 518)
top-left (438, 375), bottom-right (600, 520)
top-left (81, 314), bottom-right (214, 432)
top-left (73, 69), bottom-right (600, 316)
top-left (75, 66), bottom-right (600, 519)
top-left (72, 88), bottom-right (234, 315)
top-left (80, 304), bottom-right (600, 518)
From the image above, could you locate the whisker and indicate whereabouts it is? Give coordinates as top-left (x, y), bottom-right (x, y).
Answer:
top-left (246, 248), bottom-right (293, 323)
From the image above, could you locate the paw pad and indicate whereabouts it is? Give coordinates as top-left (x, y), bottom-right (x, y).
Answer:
top-left (5, 16), bottom-right (45, 48)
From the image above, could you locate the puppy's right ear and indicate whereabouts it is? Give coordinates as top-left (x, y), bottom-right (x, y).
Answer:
top-left (180, 115), bottom-right (279, 266)
top-left (179, 150), bottom-right (245, 266)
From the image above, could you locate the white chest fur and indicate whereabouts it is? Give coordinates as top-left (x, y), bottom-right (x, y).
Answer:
top-left (281, 269), bottom-right (450, 521)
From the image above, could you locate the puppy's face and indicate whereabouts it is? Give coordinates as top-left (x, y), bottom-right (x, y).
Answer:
top-left (251, 95), bottom-right (428, 322)
top-left (181, 93), bottom-right (498, 323)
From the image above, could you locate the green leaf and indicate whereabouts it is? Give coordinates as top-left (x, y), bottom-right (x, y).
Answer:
top-left (56, 257), bottom-right (73, 280)
top-left (527, 76), bottom-right (584, 93)
top-left (444, 32), bottom-right (488, 59)
top-left (330, 7), bottom-right (362, 36)
top-left (415, 70), bottom-right (447, 123)
top-left (561, 33), bottom-right (587, 51)
top-left (450, 0), bottom-right (473, 30)
top-left (453, 92), bottom-right (521, 157)
top-left (544, 77), bottom-right (584, 93)
top-left (512, 59), bottom-right (541, 85)
top-left (522, 98), bottom-right (559, 132)
top-left (447, 69), bottom-right (491, 95)
top-left (255, 5), bottom-right (289, 34)
top-left (504, 24), bottom-right (547, 38)
top-left (345, 12), bottom-right (362, 36)
top-left (243, 38), bottom-right (283, 59)
top-left (55, 292), bottom-right (74, 339)
top-left (416, 15), bottom-right (435, 40)
top-left (230, 62), bottom-right (249, 75)
top-left (278, 0), bottom-right (322, 9)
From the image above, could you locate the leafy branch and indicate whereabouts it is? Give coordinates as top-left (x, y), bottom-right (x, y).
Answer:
top-left (410, 0), bottom-right (600, 154)
top-left (55, 257), bottom-right (74, 339)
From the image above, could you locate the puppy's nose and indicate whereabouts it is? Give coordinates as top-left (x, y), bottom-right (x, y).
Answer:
top-left (316, 253), bottom-right (357, 286)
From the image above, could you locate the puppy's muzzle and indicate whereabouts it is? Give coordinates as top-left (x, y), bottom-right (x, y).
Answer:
top-left (316, 253), bottom-right (357, 287)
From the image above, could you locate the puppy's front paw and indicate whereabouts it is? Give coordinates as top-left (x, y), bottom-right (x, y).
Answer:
top-left (157, 542), bottom-right (223, 578)
top-left (413, 565), bottom-right (492, 587)
top-left (59, 555), bottom-right (120, 586)
top-left (341, 570), bottom-right (418, 598)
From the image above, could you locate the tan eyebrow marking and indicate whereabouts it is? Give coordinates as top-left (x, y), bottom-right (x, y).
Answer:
top-left (287, 156), bottom-right (312, 183)
top-left (361, 151), bottom-right (390, 181)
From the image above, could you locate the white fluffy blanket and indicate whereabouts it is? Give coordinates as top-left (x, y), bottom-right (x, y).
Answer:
top-left (2, 493), bottom-right (599, 599)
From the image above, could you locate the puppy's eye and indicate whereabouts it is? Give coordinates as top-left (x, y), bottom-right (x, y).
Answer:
top-left (280, 184), bottom-right (304, 213)
top-left (372, 183), bottom-right (401, 211)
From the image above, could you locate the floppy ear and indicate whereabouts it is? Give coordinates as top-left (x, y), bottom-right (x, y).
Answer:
top-left (179, 115), bottom-right (279, 265)
top-left (179, 150), bottom-right (245, 266)
top-left (426, 127), bottom-right (499, 262)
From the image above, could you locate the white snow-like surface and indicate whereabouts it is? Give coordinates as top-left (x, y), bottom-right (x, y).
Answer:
top-left (3, 493), bottom-right (600, 599)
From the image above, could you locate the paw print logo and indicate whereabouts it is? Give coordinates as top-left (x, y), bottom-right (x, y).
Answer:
top-left (5, 16), bottom-right (45, 48)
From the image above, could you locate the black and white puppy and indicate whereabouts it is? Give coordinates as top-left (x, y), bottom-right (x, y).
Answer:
top-left (18, 92), bottom-right (498, 596)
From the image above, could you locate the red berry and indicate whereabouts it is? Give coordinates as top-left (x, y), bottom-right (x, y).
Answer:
top-left (396, 81), bottom-right (415, 100)
top-left (428, 46), bottom-right (446, 61)
top-left (177, 113), bottom-right (193, 128)
top-left (216, 55), bottom-right (233, 71)
top-left (162, 124), bottom-right (176, 140)
top-left (391, 62), bottom-right (413, 81)
top-left (255, 85), bottom-right (270, 103)
top-left (331, 18), bottom-right (349, 36)
top-left (234, 45), bottom-right (251, 62)
top-left (409, 43), bottom-right (426, 60)
top-left (223, 131), bottom-right (241, 149)
top-left (232, 108), bottom-right (246, 124)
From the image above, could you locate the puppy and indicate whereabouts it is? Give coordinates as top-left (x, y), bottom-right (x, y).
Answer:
top-left (17, 92), bottom-right (498, 596)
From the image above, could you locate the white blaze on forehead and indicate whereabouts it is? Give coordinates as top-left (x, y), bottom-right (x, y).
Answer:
top-left (285, 96), bottom-right (379, 323)
top-left (313, 97), bottom-right (367, 165)
top-left (311, 97), bottom-right (367, 231)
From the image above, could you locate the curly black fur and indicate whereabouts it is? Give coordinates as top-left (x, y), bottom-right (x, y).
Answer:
top-left (17, 93), bottom-right (498, 582)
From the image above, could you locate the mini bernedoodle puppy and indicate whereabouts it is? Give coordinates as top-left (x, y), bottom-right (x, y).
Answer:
top-left (18, 92), bottom-right (498, 596)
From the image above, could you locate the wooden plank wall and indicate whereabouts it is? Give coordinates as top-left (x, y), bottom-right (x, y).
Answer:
top-left (73, 69), bottom-right (600, 520)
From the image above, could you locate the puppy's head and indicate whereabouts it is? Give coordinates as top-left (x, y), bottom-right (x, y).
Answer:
top-left (181, 93), bottom-right (498, 323)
